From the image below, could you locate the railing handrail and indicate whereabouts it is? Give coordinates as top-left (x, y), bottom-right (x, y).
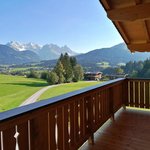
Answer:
top-left (0, 78), bottom-right (125, 122)
top-left (126, 77), bottom-right (150, 80)
top-left (126, 78), bottom-right (150, 81)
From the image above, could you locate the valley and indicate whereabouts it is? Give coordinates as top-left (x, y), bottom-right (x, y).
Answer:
top-left (0, 74), bottom-right (100, 112)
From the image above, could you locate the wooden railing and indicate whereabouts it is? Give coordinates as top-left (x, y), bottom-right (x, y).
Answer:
top-left (0, 78), bottom-right (125, 150)
top-left (126, 78), bottom-right (150, 109)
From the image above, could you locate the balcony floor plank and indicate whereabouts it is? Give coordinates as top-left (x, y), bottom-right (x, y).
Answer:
top-left (80, 108), bottom-right (150, 150)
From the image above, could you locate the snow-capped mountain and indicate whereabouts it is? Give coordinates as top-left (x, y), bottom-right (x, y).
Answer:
top-left (0, 44), bottom-right (40, 65)
top-left (7, 41), bottom-right (41, 51)
top-left (6, 41), bottom-right (78, 60)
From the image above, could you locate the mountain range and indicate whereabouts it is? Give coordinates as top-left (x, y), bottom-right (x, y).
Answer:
top-left (76, 43), bottom-right (150, 66)
top-left (7, 41), bottom-right (77, 61)
top-left (39, 43), bottom-right (150, 71)
top-left (1, 42), bottom-right (150, 66)
top-left (0, 45), bottom-right (40, 65)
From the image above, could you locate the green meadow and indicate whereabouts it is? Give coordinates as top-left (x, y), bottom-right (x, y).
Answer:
top-left (0, 74), bottom-right (102, 112)
top-left (0, 74), bottom-right (48, 112)
top-left (38, 81), bottom-right (101, 101)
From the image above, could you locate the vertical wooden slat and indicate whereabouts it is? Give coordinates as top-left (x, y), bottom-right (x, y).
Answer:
top-left (30, 112), bottom-right (49, 150)
top-left (99, 91), bottom-right (102, 121)
top-left (3, 127), bottom-right (15, 150)
top-left (113, 86), bottom-right (117, 111)
top-left (149, 82), bottom-right (150, 108)
top-left (106, 89), bottom-right (110, 116)
top-left (49, 109), bottom-right (57, 150)
top-left (101, 91), bottom-right (104, 120)
top-left (104, 89), bottom-right (107, 118)
top-left (144, 82), bottom-right (146, 108)
top-left (104, 90), bottom-right (107, 119)
top-left (135, 82), bottom-right (139, 107)
top-left (138, 81), bottom-right (141, 107)
top-left (145, 82), bottom-right (150, 108)
top-left (0, 131), bottom-right (2, 150)
top-left (103, 90), bottom-right (106, 119)
top-left (123, 80), bottom-right (128, 106)
top-left (74, 99), bottom-right (79, 145)
top-left (57, 107), bottom-right (64, 150)
top-left (120, 84), bottom-right (122, 105)
top-left (87, 95), bottom-right (94, 144)
top-left (63, 104), bottom-right (69, 150)
top-left (102, 90), bottom-right (106, 120)
top-left (92, 94), bottom-right (96, 128)
top-left (130, 81), bottom-right (134, 107)
top-left (84, 96), bottom-right (89, 136)
top-left (95, 92), bottom-right (100, 126)
top-left (69, 102), bottom-right (75, 149)
top-left (140, 82), bottom-right (145, 108)
top-left (80, 98), bottom-right (84, 139)
top-left (18, 122), bottom-right (29, 150)
top-left (128, 81), bottom-right (131, 106)
top-left (99, 92), bottom-right (102, 123)
top-left (133, 82), bottom-right (135, 106)
top-left (109, 87), bottom-right (114, 120)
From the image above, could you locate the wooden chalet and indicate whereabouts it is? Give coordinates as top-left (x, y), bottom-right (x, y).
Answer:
top-left (1, 0), bottom-right (150, 150)
top-left (84, 72), bottom-right (103, 81)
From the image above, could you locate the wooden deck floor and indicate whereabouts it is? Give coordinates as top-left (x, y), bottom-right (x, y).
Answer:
top-left (80, 108), bottom-right (150, 150)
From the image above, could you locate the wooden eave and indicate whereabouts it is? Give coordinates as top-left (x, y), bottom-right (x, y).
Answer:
top-left (100, 0), bottom-right (150, 52)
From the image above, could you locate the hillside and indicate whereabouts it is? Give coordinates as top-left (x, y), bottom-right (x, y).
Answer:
top-left (76, 43), bottom-right (150, 67)
top-left (0, 45), bottom-right (40, 65)
top-left (39, 43), bottom-right (150, 71)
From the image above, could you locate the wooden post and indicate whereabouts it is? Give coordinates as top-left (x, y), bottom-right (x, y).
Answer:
top-left (110, 87), bottom-right (115, 121)
top-left (122, 104), bottom-right (126, 110)
top-left (88, 134), bottom-right (94, 145)
top-left (122, 79), bottom-right (128, 109)
top-left (111, 114), bottom-right (115, 121)
top-left (87, 95), bottom-right (94, 145)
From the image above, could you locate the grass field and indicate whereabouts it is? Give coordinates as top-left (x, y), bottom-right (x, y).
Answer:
top-left (0, 74), bottom-right (48, 112)
top-left (0, 74), bottom-right (102, 112)
top-left (38, 81), bottom-right (102, 101)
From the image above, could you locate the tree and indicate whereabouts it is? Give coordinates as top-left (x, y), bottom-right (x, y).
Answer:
top-left (61, 53), bottom-right (73, 82)
top-left (54, 61), bottom-right (65, 83)
top-left (27, 70), bottom-right (38, 78)
top-left (40, 71), bottom-right (48, 80)
top-left (115, 67), bottom-right (124, 75)
top-left (48, 53), bottom-right (84, 84)
top-left (70, 57), bottom-right (77, 68)
top-left (47, 71), bottom-right (59, 85)
top-left (73, 64), bottom-right (84, 82)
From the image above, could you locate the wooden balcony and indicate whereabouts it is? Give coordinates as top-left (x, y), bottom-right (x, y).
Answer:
top-left (80, 108), bottom-right (150, 150)
top-left (0, 78), bottom-right (150, 150)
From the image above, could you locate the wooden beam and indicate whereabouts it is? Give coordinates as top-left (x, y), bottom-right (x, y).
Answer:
top-left (114, 21), bottom-right (130, 43)
top-left (128, 43), bottom-right (150, 52)
top-left (143, 21), bottom-right (150, 42)
top-left (100, 0), bottom-right (111, 9)
top-left (107, 3), bottom-right (150, 21)
top-left (135, 0), bottom-right (141, 5)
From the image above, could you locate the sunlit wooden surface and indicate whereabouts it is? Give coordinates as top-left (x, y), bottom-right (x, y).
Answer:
top-left (100, 0), bottom-right (150, 52)
top-left (80, 108), bottom-right (150, 150)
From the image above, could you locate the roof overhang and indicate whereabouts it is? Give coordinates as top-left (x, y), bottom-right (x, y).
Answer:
top-left (100, 0), bottom-right (150, 52)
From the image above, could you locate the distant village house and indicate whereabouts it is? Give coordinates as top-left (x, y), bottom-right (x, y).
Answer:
top-left (84, 72), bottom-right (102, 81)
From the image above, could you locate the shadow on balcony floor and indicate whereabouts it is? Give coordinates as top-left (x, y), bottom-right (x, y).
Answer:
top-left (80, 108), bottom-right (150, 150)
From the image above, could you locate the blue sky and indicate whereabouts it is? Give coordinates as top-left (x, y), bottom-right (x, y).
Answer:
top-left (0, 0), bottom-right (123, 53)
